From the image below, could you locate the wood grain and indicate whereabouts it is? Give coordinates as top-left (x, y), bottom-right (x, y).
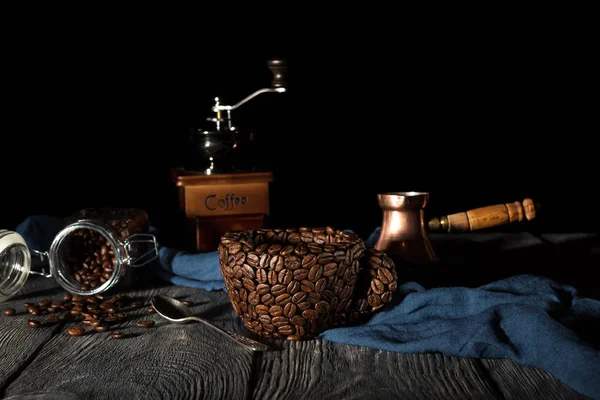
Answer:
top-left (440, 199), bottom-right (537, 232)
top-left (2, 276), bottom-right (593, 400)
top-left (2, 286), bottom-right (257, 400)
top-left (251, 339), bottom-right (502, 400)
top-left (481, 359), bottom-right (593, 400)
top-left (0, 289), bottom-right (64, 395)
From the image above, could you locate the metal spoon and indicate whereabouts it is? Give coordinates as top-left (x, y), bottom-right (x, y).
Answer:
top-left (151, 295), bottom-right (269, 352)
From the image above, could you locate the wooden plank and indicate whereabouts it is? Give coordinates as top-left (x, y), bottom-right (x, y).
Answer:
top-left (481, 359), bottom-right (592, 400)
top-left (0, 276), bottom-right (65, 393)
top-left (0, 297), bottom-right (64, 394)
top-left (251, 340), bottom-right (503, 400)
top-left (2, 286), bottom-right (255, 400)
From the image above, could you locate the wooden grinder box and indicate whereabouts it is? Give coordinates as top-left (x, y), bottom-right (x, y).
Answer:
top-left (171, 168), bottom-right (273, 252)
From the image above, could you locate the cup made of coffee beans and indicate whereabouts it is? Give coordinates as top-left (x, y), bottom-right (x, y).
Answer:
top-left (218, 227), bottom-right (399, 341)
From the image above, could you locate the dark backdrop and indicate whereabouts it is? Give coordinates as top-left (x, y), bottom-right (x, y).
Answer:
top-left (3, 34), bottom-right (598, 244)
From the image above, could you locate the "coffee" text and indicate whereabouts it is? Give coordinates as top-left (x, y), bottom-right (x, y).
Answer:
top-left (205, 194), bottom-right (248, 211)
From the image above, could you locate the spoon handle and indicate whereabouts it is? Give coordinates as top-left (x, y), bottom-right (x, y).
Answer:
top-left (189, 316), bottom-right (269, 351)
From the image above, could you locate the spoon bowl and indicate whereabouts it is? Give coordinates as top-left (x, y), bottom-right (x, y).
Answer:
top-left (151, 295), bottom-right (269, 352)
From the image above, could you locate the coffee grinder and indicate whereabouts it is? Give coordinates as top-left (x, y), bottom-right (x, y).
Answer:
top-left (171, 58), bottom-right (287, 252)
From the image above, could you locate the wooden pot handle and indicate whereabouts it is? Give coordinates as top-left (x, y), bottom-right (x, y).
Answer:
top-left (428, 198), bottom-right (538, 232)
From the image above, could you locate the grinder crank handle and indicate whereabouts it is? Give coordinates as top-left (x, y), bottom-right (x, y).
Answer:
top-left (267, 58), bottom-right (287, 89)
top-left (428, 198), bottom-right (539, 232)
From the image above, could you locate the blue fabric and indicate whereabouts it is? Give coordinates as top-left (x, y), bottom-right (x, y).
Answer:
top-left (16, 215), bottom-right (64, 252)
top-left (13, 215), bottom-right (600, 399)
top-left (154, 247), bottom-right (225, 291)
top-left (320, 275), bottom-right (600, 399)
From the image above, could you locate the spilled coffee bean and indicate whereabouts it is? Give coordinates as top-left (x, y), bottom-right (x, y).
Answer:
top-left (3, 308), bottom-right (15, 316)
top-left (68, 326), bottom-right (85, 336)
top-left (111, 331), bottom-right (124, 339)
top-left (14, 292), bottom-right (160, 339)
top-left (27, 320), bottom-right (40, 329)
top-left (136, 320), bottom-right (154, 328)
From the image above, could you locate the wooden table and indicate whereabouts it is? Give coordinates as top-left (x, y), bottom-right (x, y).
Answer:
top-left (1, 231), bottom-right (597, 400)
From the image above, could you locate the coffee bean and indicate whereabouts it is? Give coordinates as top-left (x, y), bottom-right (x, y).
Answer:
top-left (28, 307), bottom-right (41, 316)
top-left (377, 267), bottom-right (394, 285)
top-left (47, 315), bottom-right (60, 324)
top-left (3, 308), bottom-right (15, 316)
top-left (314, 301), bottom-right (331, 314)
top-left (269, 284), bottom-right (286, 296)
top-left (368, 294), bottom-right (382, 307)
top-left (300, 280), bottom-right (315, 293)
top-left (307, 292), bottom-right (322, 304)
top-left (287, 281), bottom-right (300, 295)
top-left (111, 331), bottom-right (124, 339)
top-left (314, 278), bottom-right (326, 293)
top-left (255, 305), bottom-right (270, 315)
top-left (271, 316), bottom-right (289, 327)
top-left (246, 253), bottom-right (259, 267)
top-left (283, 303), bottom-right (297, 317)
top-left (147, 306), bottom-right (155, 313)
top-left (258, 253), bottom-right (269, 268)
top-left (257, 284), bottom-right (272, 296)
top-left (322, 263), bottom-right (338, 277)
top-left (370, 279), bottom-right (385, 295)
top-left (284, 256), bottom-right (300, 270)
top-left (277, 325), bottom-right (294, 335)
top-left (37, 300), bottom-right (51, 308)
top-left (242, 278), bottom-right (255, 291)
top-left (248, 291), bottom-right (259, 305)
top-left (136, 320), bottom-right (155, 328)
top-left (292, 292), bottom-right (307, 304)
top-left (95, 325), bottom-right (108, 332)
top-left (67, 326), bottom-right (85, 336)
top-left (340, 285), bottom-right (353, 300)
top-left (294, 243), bottom-right (308, 256)
top-left (269, 255), bottom-right (284, 272)
top-left (130, 301), bottom-right (144, 308)
top-left (278, 270), bottom-right (292, 285)
top-left (255, 269), bottom-right (268, 283)
top-left (293, 269), bottom-right (308, 281)
top-left (275, 293), bottom-right (291, 306)
top-left (302, 309), bottom-right (319, 320)
top-left (269, 305), bottom-right (283, 317)
top-left (181, 301), bottom-right (193, 307)
top-left (27, 320), bottom-right (40, 328)
top-left (308, 265), bottom-right (323, 281)
top-left (381, 291), bottom-right (393, 303)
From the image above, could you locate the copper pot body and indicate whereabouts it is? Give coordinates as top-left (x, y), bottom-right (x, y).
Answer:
top-left (373, 192), bottom-right (437, 263)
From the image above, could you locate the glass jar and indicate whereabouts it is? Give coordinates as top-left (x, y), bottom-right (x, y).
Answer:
top-left (0, 208), bottom-right (158, 302)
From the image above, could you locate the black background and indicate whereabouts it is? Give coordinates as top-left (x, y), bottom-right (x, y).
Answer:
top-left (2, 30), bottom-right (598, 245)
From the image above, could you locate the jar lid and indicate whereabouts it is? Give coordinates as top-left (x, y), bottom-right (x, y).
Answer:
top-left (0, 230), bottom-right (27, 254)
top-left (0, 230), bottom-right (32, 302)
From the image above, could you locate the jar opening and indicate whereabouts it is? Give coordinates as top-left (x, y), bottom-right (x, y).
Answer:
top-left (0, 231), bottom-right (31, 302)
top-left (50, 221), bottom-right (125, 296)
